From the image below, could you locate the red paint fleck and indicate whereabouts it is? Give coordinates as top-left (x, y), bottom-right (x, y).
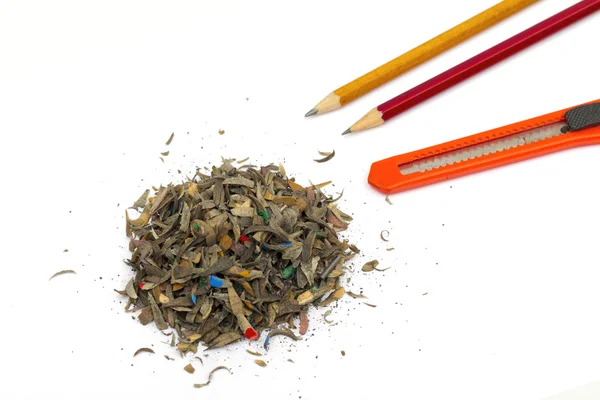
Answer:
top-left (244, 327), bottom-right (258, 341)
top-left (240, 234), bottom-right (250, 244)
top-left (139, 283), bottom-right (145, 289)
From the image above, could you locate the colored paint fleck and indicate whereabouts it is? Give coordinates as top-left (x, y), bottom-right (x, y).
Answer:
top-left (244, 327), bottom-right (258, 340)
top-left (209, 275), bottom-right (225, 288)
top-left (282, 265), bottom-right (296, 279)
top-left (257, 209), bottom-right (268, 223)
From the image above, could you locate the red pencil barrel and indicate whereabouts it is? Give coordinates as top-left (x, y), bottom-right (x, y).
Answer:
top-left (378, 0), bottom-right (600, 121)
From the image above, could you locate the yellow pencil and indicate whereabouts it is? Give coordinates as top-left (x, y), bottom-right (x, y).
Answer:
top-left (305, 0), bottom-right (539, 117)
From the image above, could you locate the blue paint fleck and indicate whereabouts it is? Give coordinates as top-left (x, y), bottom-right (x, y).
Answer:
top-left (209, 275), bottom-right (224, 288)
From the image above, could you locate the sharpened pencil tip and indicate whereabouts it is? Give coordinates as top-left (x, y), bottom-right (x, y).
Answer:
top-left (304, 109), bottom-right (318, 118)
top-left (341, 128), bottom-right (351, 136)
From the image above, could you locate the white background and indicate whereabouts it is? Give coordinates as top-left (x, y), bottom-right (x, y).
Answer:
top-left (1, 0), bottom-right (600, 399)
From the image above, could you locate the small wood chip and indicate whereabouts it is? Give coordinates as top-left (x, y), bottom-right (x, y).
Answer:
top-left (184, 363), bottom-right (195, 374)
top-left (166, 132), bottom-right (175, 145)
top-left (361, 260), bottom-right (379, 272)
top-left (363, 303), bottom-right (377, 308)
top-left (194, 366), bottom-right (231, 388)
top-left (254, 360), bottom-right (267, 367)
top-left (299, 309), bottom-right (309, 335)
top-left (164, 355), bottom-right (174, 361)
top-left (264, 328), bottom-right (302, 351)
top-left (161, 151), bottom-right (170, 156)
top-left (341, 350), bottom-right (346, 356)
top-left (125, 278), bottom-right (138, 299)
top-left (63, 249), bottom-right (68, 252)
top-left (422, 292), bottom-right (428, 296)
top-left (386, 247), bottom-right (395, 251)
top-left (246, 349), bottom-right (263, 357)
top-left (49, 270), bottom-right (76, 281)
top-left (347, 291), bottom-right (367, 299)
top-left (314, 150), bottom-right (335, 163)
top-left (385, 196), bottom-right (392, 205)
top-left (133, 348), bottom-right (155, 357)
top-left (218, 129), bottom-right (225, 135)
top-left (380, 230), bottom-right (389, 241)
top-left (138, 307), bottom-right (153, 325)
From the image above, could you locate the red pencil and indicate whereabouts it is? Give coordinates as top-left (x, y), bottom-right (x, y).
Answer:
top-left (343, 0), bottom-right (600, 135)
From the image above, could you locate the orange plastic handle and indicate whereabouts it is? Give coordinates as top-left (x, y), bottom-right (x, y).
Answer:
top-left (368, 100), bottom-right (600, 194)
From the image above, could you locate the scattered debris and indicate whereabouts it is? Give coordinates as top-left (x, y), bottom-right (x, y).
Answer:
top-left (133, 348), bottom-right (155, 357)
top-left (132, 190), bottom-right (150, 210)
top-left (246, 349), bottom-right (263, 357)
top-left (314, 150), bottom-right (335, 163)
top-left (49, 270), bottom-right (76, 281)
top-left (254, 360), bottom-right (267, 367)
top-left (166, 132), bottom-right (175, 145)
top-left (264, 328), bottom-right (302, 351)
top-left (362, 260), bottom-right (379, 272)
top-left (194, 366), bottom-right (231, 388)
top-left (299, 309), bottom-right (309, 335)
top-left (218, 129), bottom-right (225, 135)
top-left (184, 363), bottom-right (195, 374)
top-left (380, 230), bottom-right (389, 242)
top-left (385, 196), bottom-right (392, 205)
top-left (362, 260), bottom-right (390, 272)
top-left (341, 350), bottom-right (346, 356)
top-left (347, 291), bottom-right (367, 299)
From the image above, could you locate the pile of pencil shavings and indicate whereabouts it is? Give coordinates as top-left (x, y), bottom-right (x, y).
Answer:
top-left (118, 160), bottom-right (357, 353)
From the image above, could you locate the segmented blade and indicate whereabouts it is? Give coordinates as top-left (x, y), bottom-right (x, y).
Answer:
top-left (400, 123), bottom-right (566, 175)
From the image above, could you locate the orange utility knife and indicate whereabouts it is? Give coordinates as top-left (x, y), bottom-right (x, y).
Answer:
top-left (368, 100), bottom-right (600, 194)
